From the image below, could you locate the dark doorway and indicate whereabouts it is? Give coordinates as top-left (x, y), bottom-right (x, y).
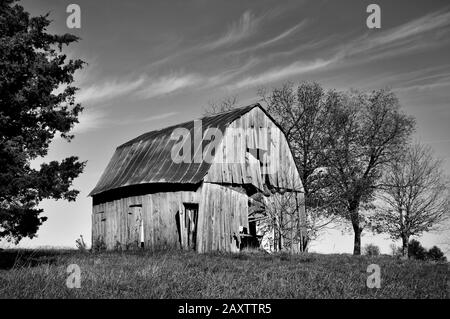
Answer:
top-left (184, 203), bottom-right (198, 250)
top-left (128, 204), bottom-right (143, 249)
top-left (240, 221), bottom-right (261, 249)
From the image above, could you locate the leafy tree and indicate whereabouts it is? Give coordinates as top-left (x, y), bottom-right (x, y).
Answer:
top-left (259, 82), bottom-right (339, 249)
top-left (325, 89), bottom-right (415, 255)
top-left (408, 239), bottom-right (427, 260)
top-left (0, 0), bottom-right (85, 243)
top-left (426, 246), bottom-right (446, 262)
top-left (364, 243), bottom-right (380, 256)
top-left (374, 143), bottom-right (450, 258)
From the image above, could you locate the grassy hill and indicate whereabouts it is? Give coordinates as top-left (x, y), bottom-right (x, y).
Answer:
top-left (0, 249), bottom-right (448, 298)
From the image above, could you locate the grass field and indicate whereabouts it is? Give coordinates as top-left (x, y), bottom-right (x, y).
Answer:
top-left (0, 249), bottom-right (448, 299)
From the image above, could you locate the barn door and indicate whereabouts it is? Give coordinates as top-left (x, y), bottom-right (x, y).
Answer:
top-left (128, 204), bottom-right (143, 249)
top-left (184, 203), bottom-right (198, 250)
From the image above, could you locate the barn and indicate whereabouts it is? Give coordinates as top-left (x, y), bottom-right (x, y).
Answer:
top-left (89, 103), bottom-right (306, 253)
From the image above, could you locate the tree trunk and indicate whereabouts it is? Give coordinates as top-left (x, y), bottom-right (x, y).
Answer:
top-left (401, 234), bottom-right (409, 259)
top-left (272, 217), bottom-right (277, 252)
top-left (350, 203), bottom-right (362, 255)
top-left (352, 223), bottom-right (362, 255)
top-left (278, 230), bottom-right (283, 251)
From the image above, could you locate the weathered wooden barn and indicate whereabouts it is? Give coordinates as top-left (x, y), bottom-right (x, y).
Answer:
top-left (89, 103), bottom-right (305, 253)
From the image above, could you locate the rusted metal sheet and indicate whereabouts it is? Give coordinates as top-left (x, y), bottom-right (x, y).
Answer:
top-left (89, 104), bottom-right (260, 196)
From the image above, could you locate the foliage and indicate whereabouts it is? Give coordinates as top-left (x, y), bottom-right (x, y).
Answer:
top-left (324, 88), bottom-right (415, 254)
top-left (259, 82), bottom-right (340, 248)
top-left (92, 236), bottom-right (106, 252)
top-left (364, 243), bottom-right (380, 256)
top-left (114, 241), bottom-right (122, 251)
top-left (0, 0), bottom-right (85, 242)
top-left (426, 246), bottom-right (447, 262)
top-left (75, 235), bottom-right (87, 252)
top-left (374, 143), bottom-right (450, 258)
top-left (408, 239), bottom-right (427, 260)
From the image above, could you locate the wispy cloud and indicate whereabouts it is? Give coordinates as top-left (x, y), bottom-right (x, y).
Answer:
top-left (333, 9), bottom-right (450, 62)
top-left (72, 108), bottom-right (108, 134)
top-left (139, 59), bottom-right (260, 98)
top-left (115, 111), bottom-right (179, 126)
top-left (232, 20), bottom-right (308, 55)
top-left (256, 20), bottom-right (308, 48)
top-left (203, 10), bottom-right (261, 50)
top-left (137, 73), bottom-right (202, 99)
top-left (75, 9), bottom-right (450, 105)
top-left (76, 71), bottom-right (205, 103)
top-left (72, 110), bottom-right (178, 134)
top-left (234, 8), bottom-right (450, 89)
top-left (199, 57), bottom-right (262, 88)
top-left (394, 78), bottom-right (450, 93)
top-left (76, 76), bottom-right (146, 104)
top-left (386, 65), bottom-right (450, 92)
top-left (370, 9), bottom-right (450, 47)
top-left (230, 58), bottom-right (334, 89)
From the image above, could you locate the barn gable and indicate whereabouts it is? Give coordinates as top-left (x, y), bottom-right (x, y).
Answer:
top-left (204, 106), bottom-right (302, 193)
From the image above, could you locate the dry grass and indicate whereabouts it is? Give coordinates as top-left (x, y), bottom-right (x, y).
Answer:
top-left (0, 249), bottom-right (448, 299)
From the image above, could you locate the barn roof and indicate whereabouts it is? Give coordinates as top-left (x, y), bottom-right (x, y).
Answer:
top-left (89, 103), bottom-right (262, 196)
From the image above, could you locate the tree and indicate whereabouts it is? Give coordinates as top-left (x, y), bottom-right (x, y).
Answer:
top-left (249, 171), bottom-right (305, 253)
top-left (374, 143), bottom-right (450, 258)
top-left (0, 0), bottom-right (85, 243)
top-left (408, 239), bottom-right (427, 260)
top-left (427, 246), bottom-right (446, 262)
top-left (364, 243), bottom-right (380, 256)
top-left (325, 89), bottom-right (415, 255)
top-left (203, 95), bottom-right (239, 116)
top-left (258, 82), bottom-right (339, 249)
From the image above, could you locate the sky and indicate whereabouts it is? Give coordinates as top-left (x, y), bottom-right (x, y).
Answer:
top-left (5, 0), bottom-right (450, 256)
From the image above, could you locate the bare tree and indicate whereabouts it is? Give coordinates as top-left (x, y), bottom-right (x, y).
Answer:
top-left (258, 82), bottom-right (340, 249)
top-left (203, 95), bottom-right (239, 116)
top-left (325, 88), bottom-right (415, 255)
top-left (374, 143), bottom-right (450, 258)
top-left (249, 171), bottom-right (306, 253)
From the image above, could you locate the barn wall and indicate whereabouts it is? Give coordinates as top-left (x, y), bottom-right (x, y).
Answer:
top-left (92, 189), bottom-right (201, 250)
top-left (197, 182), bottom-right (249, 253)
top-left (205, 107), bottom-right (302, 192)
